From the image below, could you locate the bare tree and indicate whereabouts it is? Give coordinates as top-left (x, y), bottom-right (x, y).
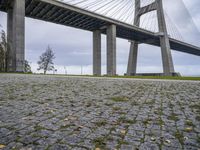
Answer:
top-left (0, 30), bottom-right (7, 72)
top-left (37, 46), bottom-right (55, 74)
top-left (0, 43), bottom-right (4, 72)
top-left (24, 60), bottom-right (32, 73)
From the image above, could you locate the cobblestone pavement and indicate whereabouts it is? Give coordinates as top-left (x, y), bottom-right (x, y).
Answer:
top-left (0, 74), bottom-right (200, 150)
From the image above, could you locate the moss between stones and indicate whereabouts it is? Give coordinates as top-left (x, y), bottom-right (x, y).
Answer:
top-left (112, 106), bottom-right (121, 111)
top-left (195, 116), bottom-right (200, 121)
top-left (190, 103), bottom-right (200, 110)
top-left (142, 118), bottom-right (152, 126)
top-left (95, 120), bottom-right (107, 127)
top-left (34, 125), bottom-right (47, 131)
top-left (154, 109), bottom-right (163, 115)
top-left (174, 131), bottom-right (184, 145)
top-left (92, 137), bottom-right (107, 149)
top-left (117, 116), bottom-right (136, 124)
top-left (144, 99), bottom-right (155, 105)
top-left (167, 113), bottom-right (179, 121)
top-left (155, 118), bottom-right (165, 126)
top-left (196, 137), bottom-right (200, 144)
top-left (117, 139), bottom-right (129, 146)
top-left (185, 120), bottom-right (195, 127)
top-left (131, 101), bottom-right (139, 106)
top-left (110, 96), bottom-right (129, 102)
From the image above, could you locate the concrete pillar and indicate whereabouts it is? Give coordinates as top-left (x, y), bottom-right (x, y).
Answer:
top-left (126, 0), bottom-right (140, 76)
top-left (127, 41), bottom-right (139, 75)
top-left (156, 0), bottom-right (175, 75)
top-left (7, 0), bottom-right (25, 72)
top-left (93, 30), bottom-right (101, 76)
top-left (107, 24), bottom-right (116, 76)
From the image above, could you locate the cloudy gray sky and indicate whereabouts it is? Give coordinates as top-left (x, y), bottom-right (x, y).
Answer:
top-left (0, 0), bottom-right (200, 75)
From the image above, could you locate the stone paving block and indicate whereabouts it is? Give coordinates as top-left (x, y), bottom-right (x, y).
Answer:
top-left (0, 74), bottom-right (200, 149)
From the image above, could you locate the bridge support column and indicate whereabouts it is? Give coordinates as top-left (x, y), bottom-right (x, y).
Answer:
top-left (127, 41), bottom-right (139, 76)
top-left (127, 0), bottom-right (175, 76)
top-left (93, 30), bottom-right (101, 76)
top-left (127, 0), bottom-right (140, 76)
top-left (7, 0), bottom-right (25, 72)
top-left (159, 35), bottom-right (175, 76)
top-left (107, 24), bottom-right (116, 76)
top-left (156, 0), bottom-right (175, 76)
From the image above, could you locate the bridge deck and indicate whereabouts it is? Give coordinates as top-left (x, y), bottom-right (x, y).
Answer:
top-left (0, 0), bottom-right (200, 56)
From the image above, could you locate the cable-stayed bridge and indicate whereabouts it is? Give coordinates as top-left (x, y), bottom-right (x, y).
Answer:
top-left (0, 0), bottom-right (199, 76)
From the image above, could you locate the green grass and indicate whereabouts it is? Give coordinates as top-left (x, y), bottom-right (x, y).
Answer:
top-left (112, 106), bottom-right (121, 111)
top-left (190, 103), bottom-right (200, 110)
top-left (117, 139), bottom-right (129, 145)
top-left (110, 75), bottom-right (200, 81)
top-left (155, 118), bottom-right (165, 126)
top-left (144, 99), bottom-right (155, 105)
top-left (102, 74), bottom-right (200, 81)
top-left (143, 118), bottom-right (152, 126)
top-left (174, 131), bottom-right (185, 145)
top-left (92, 137), bottom-right (106, 149)
top-left (110, 96), bottom-right (129, 102)
top-left (185, 120), bottom-right (195, 127)
top-left (67, 74), bottom-right (200, 81)
top-left (117, 116), bottom-right (136, 124)
top-left (1, 73), bottom-right (200, 81)
top-left (167, 113), bottom-right (179, 121)
top-left (34, 125), bottom-right (47, 131)
top-left (94, 120), bottom-right (107, 127)
top-left (154, 109), bottom-right (163, 115)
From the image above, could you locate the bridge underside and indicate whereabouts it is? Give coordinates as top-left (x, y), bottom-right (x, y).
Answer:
top-left (0, 0), bottom-right (200, 75)
top-left (0, 0), bottom-right (200, 55)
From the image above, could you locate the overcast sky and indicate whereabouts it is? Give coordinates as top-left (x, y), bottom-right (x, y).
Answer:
top-left (0, 0), bottom-right (200, 76)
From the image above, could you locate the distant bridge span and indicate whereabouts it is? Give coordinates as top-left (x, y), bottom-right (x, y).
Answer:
top-left (0, 0), bottom-right (200, 75)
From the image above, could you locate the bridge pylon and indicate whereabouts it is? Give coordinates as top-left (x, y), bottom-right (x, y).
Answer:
top-left (7, 0), bottom-right (25, 72)
top-left (127, 0), bottom-right (175, 76)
